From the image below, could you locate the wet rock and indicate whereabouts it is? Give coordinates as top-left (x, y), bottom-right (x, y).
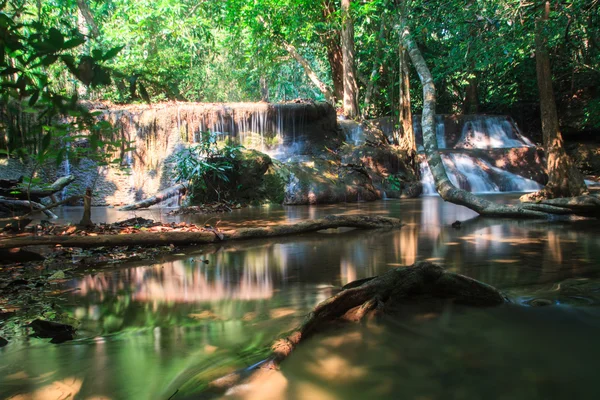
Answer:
top-left (340, 144), bottom-right (421, 199)
top-left (529, 298), bottom-right (553, 307)
top-left (0, 337), bottom-right (7, 347)
top-left (451, 220), bottom-right (462, 229)
top-left (27, 319), bottom-right (76, 342)
top-left (280, 159), bottom-right (379, 205)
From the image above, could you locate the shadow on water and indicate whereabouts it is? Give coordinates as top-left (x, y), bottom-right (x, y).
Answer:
top-left (2, 196), bottom-right (600, 399)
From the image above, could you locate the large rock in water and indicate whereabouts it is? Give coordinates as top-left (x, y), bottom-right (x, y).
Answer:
top-left (278, 158), bottom-right (379, 205)
top-left (340, 144), bottom-right (422, 199)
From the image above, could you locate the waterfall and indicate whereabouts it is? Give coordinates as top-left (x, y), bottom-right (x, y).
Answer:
top-left (416, 115), bottom-right (545, 195)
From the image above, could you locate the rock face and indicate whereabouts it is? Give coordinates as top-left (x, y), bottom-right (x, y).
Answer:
top-left (279, 159), bottom-right (380, 205)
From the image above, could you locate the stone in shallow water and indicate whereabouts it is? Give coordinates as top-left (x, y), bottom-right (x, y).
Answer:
top-left (0, 336), bottom-right (8, 347)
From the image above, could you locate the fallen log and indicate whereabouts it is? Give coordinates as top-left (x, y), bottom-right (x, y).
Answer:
top-left (0, 197), bottom-right (58, 219)
top-left (0, 215), bottom-right (403, 250)
top-left (0, 195), bottom-right (81, 225)
top-left (0, 175), bottom-right (75, 201)
top-left (180, 262), bottom-right (505, 398)
top-left (120, 182), bottom-right (188, 211)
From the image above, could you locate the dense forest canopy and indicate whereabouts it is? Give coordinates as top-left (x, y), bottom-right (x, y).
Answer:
top-left (1, 0), bottom-right (598, 130)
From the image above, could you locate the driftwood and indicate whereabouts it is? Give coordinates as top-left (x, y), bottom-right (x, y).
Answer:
top-left (0, 175), bottom-right (75, 201)
top-left (0, 197), bottom-right (58, 219)
top-left (120, 182), bottom-right (188, 211)
top-left (190, 262), bottom-right (505, 398)
top-left (0, 215), bottom-right (403, 250)
top-left (0, 195), bottom-right (81, 224)
top-left (401, 20), bottom-right (599, 219)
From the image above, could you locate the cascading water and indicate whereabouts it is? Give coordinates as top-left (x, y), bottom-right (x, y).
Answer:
top-left (416, 115), bottom-right (545, 195)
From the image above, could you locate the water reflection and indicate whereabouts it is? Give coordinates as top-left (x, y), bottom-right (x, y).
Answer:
top-left (3, 197), bottom-right (600, 399)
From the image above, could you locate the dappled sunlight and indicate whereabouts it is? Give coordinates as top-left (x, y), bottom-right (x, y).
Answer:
top-left (6, 377), bottom-right (83, 400)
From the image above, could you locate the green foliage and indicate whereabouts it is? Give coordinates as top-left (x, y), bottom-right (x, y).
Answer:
top-left (173, 132), bottom-right (243, 201)
top-left (385, 174), bottom-right (402, 192)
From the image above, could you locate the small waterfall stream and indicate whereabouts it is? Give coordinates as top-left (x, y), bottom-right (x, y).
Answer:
top-left (416, 115), bottom-right (544, 195)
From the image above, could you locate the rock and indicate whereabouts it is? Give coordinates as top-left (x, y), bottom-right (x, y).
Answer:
top-left (27, 319), bottom-right (76, 342)
top-left (0, 337), bottom-right (8, 347)
top-left (529, 298), bottom-right (553, 307)
top-left (280, 159), bottom-right (379, 205)
top-left (451, 220), bottom-right (462, 229)
top-left (340, 143), bottom-right (421, 199)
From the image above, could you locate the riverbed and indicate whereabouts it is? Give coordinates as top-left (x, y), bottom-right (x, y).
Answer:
top-left (2, 196), bottom-right (600, 399)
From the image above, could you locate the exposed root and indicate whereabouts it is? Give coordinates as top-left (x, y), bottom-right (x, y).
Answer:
top-left (193, 261), bottom-right (505, 399)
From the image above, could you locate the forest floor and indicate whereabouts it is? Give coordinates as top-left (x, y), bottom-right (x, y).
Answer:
top-left (0, 217), bottom-right (208, 344)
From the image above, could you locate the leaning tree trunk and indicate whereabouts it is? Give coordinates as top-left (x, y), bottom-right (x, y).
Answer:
top-left (283, 41), bottom-right (336, 104)
top-left (341, 0), bottom-right (359, 118)
top-left (399, 19), bottom-right (598, 219)
top-left (521, 1), bottom-right (587, 201)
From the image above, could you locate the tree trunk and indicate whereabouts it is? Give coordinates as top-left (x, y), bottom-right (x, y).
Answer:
top-left (0, 215), bottom-right (403, 250)
top-left (341, 0), bottom-right (359, 118)
top-left (259, 75), bottom-right (269, 102)
top-left (120, 182), bottom-right (188, 211)
top-left (79, 187), bottom-right (93, 227)
top-left (322, 0), bottom-right (344, 102)
top-left (76, 0), bottom-right (99, 38)
top-left (399, 19), bottom-right (597, 219)
top-left (462, 75), bottom-right (479, 114)
top-left (398, 47), bottom-right (415, 150)
top-left (521, 1), bottom-right (587, 201)
top-left (283, 42), bottom-right (336, 104)
top-left (363, 17), bottom-right (387, 118)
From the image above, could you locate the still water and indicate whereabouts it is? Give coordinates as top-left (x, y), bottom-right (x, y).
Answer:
top-left (2, 196), bottom-right (600, 399)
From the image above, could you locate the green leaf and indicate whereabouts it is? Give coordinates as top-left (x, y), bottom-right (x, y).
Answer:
top-left (41, 131), bottom-right (52, 152)
top-left (0, 67), bottom-right (20, 75)
top-left (102, 46), bottom-right (125, 61)
top-left (63, 37), bottom-right (86, 49)
top-left (28, 90), bottom-right (40, 106)
top-left (40, 55), bottom-right (58, 66)
top-left (48, 28), bottom-right (64, 49)
top-left (92, 49), bottom-right (103, 60)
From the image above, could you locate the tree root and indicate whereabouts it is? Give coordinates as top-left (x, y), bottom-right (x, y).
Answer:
top-left (0, 215), bottom-right (403, 250)
top-left (194, 262), bottom-right (505, 398)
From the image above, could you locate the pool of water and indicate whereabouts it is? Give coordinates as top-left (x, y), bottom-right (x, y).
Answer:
top-left (2, 196), bottom-right (600, 399)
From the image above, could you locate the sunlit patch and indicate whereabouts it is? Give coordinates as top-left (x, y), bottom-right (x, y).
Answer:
top-left (269, 308), bottom-right (295, 319)
top-left (5, 371), bottom-right (29, 381)
top-left (319, 331), bottom-right (363, 348)
top-left (229, 369), bottom-right (288, 400)
top-left (293, 381), bottom-right (339, 400)
top-left (444, 242), bottom-right (460, 245)
top-left (242, 311), bottom-right (258, 321)
top-left (188, 310), bottom-right (219, 320)
top-left (491, 259), bottom-right (520, 264)
top-left (424, 257), bottom-right (444, 262)
top-left (387, 263), bottom-right (406, 267)
top-left (7, 376), bottom-right (83, 400)
top-left (204, 344), bottom-right (218, 354)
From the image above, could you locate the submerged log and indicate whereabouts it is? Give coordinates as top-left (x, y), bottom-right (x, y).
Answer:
top-left (0, 175), bottom-right (75, 201)
top-left (120, 182), bottom-right (188, 211)
top-left (194, 262), bottom-right (505, 398)
top-left (0, 215), bottom-right (403, 250)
